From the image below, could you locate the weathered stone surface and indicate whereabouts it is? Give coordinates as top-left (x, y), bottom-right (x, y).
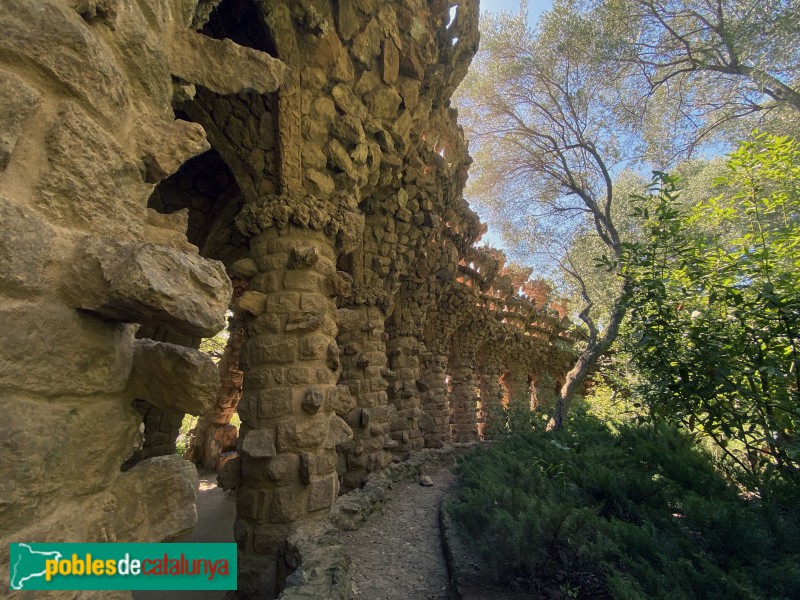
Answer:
top-left (0, 0), bottom-right (130, 119)
top-left (0, 72), bottom-right (40, 170)
top-left (38, 103), bottom-right (150, 239)
top-left (241, 428), bottom-right (277, 458)
top-left (0, 197), bottom-right (53, 296)
top-left (129, 339), bottom-right (220, 415)
top-left (237, 291), bottom-right (269, 316)
top-left (0, 2), bottom-right (580, 597)
top-left (111, 455), bottom-right (199, 541)
top-left (0, 301), bottom-right (134, 396)
top-left (325, 416), bottom-right (353, 449)
top-left (230, 258), bottom-right (259, 279)
top-left (0, 394), bottom-right (139, 535)
top-left (277, 415), bottom-right (330, 452)
top-left (302, 388), bottom-right (324, 414)
top-left (139, 119), bottom-right (210, 183)
top-left (168, 26), bottom-right (286, 95)
top-left (67, 240), bottom-right (232, 337)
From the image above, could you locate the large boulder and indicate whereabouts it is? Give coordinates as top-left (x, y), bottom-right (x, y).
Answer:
top-left (129, 338), bottom-right (220, 415)
top-left (111, 454), bottom-right (199, 542)
top-left (65, 239), bottom-right (232, 337)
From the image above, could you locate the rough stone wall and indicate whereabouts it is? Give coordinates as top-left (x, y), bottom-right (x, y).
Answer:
top-left (0, 0), bottom-right (287, 590)
top-left (2, 1), bottom-right (581, 598)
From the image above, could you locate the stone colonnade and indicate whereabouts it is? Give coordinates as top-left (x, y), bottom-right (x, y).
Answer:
top-left (3, 1), bottom-right (576, 599)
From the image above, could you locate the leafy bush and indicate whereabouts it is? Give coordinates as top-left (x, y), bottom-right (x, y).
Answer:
top-left (448, 416), bottom-right (800, 599)
top-left (619, 133), bottom-right (800, 482)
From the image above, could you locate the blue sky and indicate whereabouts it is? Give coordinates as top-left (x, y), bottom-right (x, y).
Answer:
top-left (479, 0), bottom-right (553, 27)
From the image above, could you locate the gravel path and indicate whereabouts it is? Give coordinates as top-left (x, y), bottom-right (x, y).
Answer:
top-left (343, 467), bottom-right (456, 600)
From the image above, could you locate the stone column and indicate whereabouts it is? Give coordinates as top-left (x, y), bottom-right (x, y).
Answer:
top-left (419, 352), bottom-right (450, 448)
top-left (450, 357), bottom-right (480, 443)
top-left (336, 303), bottom-right (392, 491)
top-left (478, 363), bottom-right (504, 439)
top-left (235, 226), bottom-right (351, 599)
top-left (385, 329), bottom-right (425, 455)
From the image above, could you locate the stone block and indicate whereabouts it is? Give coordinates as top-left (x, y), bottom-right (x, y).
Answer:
top-left (111, 455), bottom-right (198, 542)
top-left (236, 291), bottom-right (268, 315)
top-left (241, 428), bottom-right (277, 459)
top-left (0, 0), bottom-right (129, 120)
top-left (257, 387), bottom-right (294, 419)
top-left (302, 388), bottom-right (324, 414)
top-left (168, 26), bottom-right (286, 95)
top-left (244, 335), bottom-right (297, 366)
top-left (217, 456), bottom-right (242, 491)
top-left (277, 415), bottom-right (329, 452)
top-left (286, 311), bottom-right (324, 332)
top-left (67, 239), bottom-right (232, 337)
top-left (307, 475), bottom-right (337, 512)
top-left (230, 258), bottom-right (259, 279)
top-left (325, 416), bottom-right (353, 449)
top-left (267, 453), bottom-right (299, 482)
top-left (298, 334), bottom-right (328, 360)
top-left (286, 366), bottom-right (313, 384)
top-left (129, 339), bottom-right (219, 415)
top-left (38, 103), bottom-right (147, 239)
top-left (265, 488), bottom-right (305, 523)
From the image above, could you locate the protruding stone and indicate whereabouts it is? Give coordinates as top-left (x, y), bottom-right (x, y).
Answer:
top-left (67, 239), bottom-right (232, 337)
top-left (302, 388), bottom-right (324, 414)
top-left (289, 246), bottom-right (320, 269)
top-left (241, 428), bottom-right (277, 458)
top-left (230, 258), bottom-right (259, 279)
top-left (325, 416), bottom-right (353, 449)
top-left (129, 339), bottom-right (220, 415)
top-left (237, 291), bottom-right (268, 316)
top-left (111, 455), bottom-right (198, 542)
top-left (168, 26), bottom-right (286, 95)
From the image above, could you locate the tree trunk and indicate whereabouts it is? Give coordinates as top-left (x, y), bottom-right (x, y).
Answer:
top-left (552, 291), bottom-right (628, 428)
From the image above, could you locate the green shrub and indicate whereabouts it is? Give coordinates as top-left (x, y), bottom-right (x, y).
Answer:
top-left (448, 415), bottom-right (800, 599)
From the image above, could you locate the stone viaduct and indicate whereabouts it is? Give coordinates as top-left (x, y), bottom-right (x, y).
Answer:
top-left (0, 0), bottom-right (575, 597)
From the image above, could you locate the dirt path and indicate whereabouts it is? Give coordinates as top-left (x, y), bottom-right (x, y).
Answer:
top-left (343, 467), bottom-right (456, 600)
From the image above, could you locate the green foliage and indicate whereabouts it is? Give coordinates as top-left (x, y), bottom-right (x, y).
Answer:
top-left (449, 416), bottom-right (800, 599)
top-left (619, 133), bottom-right (800, 482)
top-left (175, 414), bottom-right (198, 457)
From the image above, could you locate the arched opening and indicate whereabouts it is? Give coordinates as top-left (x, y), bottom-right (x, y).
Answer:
top-left (124, 147), bottom-right (248, 472)
top-left (201, 0), bottom-right (278, 57)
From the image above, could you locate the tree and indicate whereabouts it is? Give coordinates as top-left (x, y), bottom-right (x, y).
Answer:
top-left (598, 0), bottom-right (800, 161)
top-left (621, 133), bottom-right (800, 481)
top-left (457, 2), bottom-right (639, 427)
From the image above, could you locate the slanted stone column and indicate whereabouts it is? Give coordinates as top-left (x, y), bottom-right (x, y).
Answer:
top-left (336, 302), bottom-right (392, 491)
top-left (385, 328), bottom-right (425, 455)
top-left (186, 314), bottom-right (246, 470)
top-left (478, 362), bottom-right (504, 439)
top-left (235, 226), bottom-right (351, 599)
top-left (419, 351), bottom-right (450, 448)
top-left (450, 355), bottom-right (480, 443)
